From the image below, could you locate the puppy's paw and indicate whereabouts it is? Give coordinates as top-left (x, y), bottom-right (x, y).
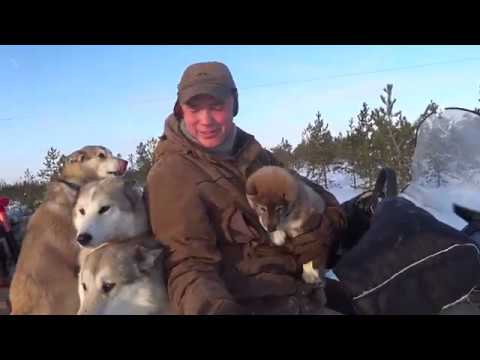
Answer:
top-left (302, 261), bottom-right (322, 285)
top-left (270, 230), bottom-right (286, 246)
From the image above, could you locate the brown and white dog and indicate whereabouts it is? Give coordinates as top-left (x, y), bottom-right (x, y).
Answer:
top-left (246, 166), bottom-right (328, 285)
top-left (9, 146), bottom-right (127, 315)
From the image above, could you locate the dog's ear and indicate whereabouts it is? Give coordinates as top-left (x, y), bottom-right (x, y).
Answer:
top-left (245, 178), bottom-right (257, 196)
top-left (123, 180), bottom-right (140, 209)
top-left (134, 246), bottom-right (163, 273)
top-left (67, 150), bottom-right (87, 164)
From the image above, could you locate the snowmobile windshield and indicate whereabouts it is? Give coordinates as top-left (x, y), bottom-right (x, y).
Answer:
top-left (401, 108), bottom-right (480, 230)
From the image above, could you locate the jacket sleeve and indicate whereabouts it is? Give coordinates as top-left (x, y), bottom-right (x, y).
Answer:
top-left (146, 157), bottom-right (245, 315)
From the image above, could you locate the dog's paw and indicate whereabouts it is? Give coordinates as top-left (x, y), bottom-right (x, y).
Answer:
top-left (302, 261), bottom-right (322, 285)
top-left (270, 230), bottom-right (286, 246)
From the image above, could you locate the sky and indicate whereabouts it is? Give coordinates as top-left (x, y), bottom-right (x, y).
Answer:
top-left (1, 45), bottom-right (479, 184)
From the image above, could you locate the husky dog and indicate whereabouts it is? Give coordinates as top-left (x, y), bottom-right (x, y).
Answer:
top-left (10, 146), bottom-right (128, 315)
top-left (73, 177), bottom-right (149, 248)
top-left (77, 241), bottom-right (170, 315)
top-left (246, 166), bottom-right (327, 285)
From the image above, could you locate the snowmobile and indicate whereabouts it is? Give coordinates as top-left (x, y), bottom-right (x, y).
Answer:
top-left (327, 108), bottom-right (480, 315)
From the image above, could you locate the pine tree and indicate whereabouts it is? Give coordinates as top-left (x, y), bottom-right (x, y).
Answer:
top-left (23, 168), bottom-right (36, 184)
top-left (301, 112), bottom-right (334, 188)
top-left (344, 117), bottom-right (363, 188)
top-left (292, 139), bottom-right (308, 173)
top-left (21, 168), bottom-right (45, 209)
top-left (415, 100), bottom-right (439, 128)
top-left (353, 102), bottom-right (375, 188)
top-left (370, 84), bottom-right (415, 187)
top-left (37, 147), bottom-right (63, 183)
top-left (270, 137), bottom-right (294, 169)
top-left (126, 137), bottom-right (160, 185)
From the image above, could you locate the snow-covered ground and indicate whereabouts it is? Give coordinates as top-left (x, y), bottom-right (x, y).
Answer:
top-left (400, 183), bottom-right (479, 231)
top-left (309, 165), bottom-right (478, 232)
top-left (327, 108), bottom-right (480, 232)
top-left (324, 167), bottom-right (364, 204)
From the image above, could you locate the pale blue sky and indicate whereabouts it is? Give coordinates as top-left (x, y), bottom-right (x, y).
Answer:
top-left (1, 45), bottom-right (479, 183)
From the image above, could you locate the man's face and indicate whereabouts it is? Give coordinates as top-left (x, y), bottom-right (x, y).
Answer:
top-left (180, 94), bottom-right (235, 149)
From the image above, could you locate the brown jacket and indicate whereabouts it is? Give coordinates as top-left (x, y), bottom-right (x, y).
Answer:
top-left (146, 114), bottom-right (345, 315)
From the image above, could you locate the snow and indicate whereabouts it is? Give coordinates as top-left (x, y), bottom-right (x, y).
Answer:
top-left (302, 164), bottom-right (475, 231)
top-left (325, 167), bottom-right (364, 203)
top-left (402, 108), bottom-right (480, 230)
top-left (6, 201), bottom-right (32, 224)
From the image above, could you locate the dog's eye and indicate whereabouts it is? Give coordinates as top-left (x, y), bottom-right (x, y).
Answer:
top-left (102, 282), bottom-right (116, 294)
top-left (98, 153), bottom-right (106, 159)
top-left (98, 206), bottom-right (111, 214)
top-left (82, 283), bottom-right (87, 292)
top-left (79, 208), bottom-right (86, 216)
top-left (275, 206), bottom-right (284, 213)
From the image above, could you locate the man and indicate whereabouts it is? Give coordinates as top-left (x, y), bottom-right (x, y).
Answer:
top-left (146, 62), bottom-right (345, 315)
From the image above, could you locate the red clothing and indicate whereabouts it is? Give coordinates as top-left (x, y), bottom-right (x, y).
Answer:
top-left (0, 197), bottom-right (11, 233)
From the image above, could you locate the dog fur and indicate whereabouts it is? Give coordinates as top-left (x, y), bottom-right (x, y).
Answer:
top-left (246, 166), bottom-right (327, 285)
top-left (9, 146), bottom-right (127, 315)
top-left (73, 177), bottom-right (166, 314)
top-left (73, 177), bottom-right (152, 266)
top-left (77, 241), bottom-right (170, 315)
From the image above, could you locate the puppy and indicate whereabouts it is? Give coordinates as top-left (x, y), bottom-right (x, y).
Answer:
top-left (246, 166), bottom-right (328, 285)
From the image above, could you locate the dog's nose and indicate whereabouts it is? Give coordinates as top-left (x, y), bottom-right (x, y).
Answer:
top-left (77, 233), bottom-right (93, 246)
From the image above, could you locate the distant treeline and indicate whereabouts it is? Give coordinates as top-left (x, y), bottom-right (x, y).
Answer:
top-left (2, 83), bottom-right (479, 210)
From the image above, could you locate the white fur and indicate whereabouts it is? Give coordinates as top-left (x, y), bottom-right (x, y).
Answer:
top-left (78, 277), bottom-right (169, 315)
top-left (103, 281), bottom-right (165, 315)
top-left (74, 190), bottom-right (148, 248)
top-left (302, 261), bottom-right (322, 284)
top-left (95, 159), bottom-right (121, 178)
top-left (271, 230), bottom-right (287, 246)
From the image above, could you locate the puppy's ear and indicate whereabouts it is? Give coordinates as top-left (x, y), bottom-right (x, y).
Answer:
top-left (67, 150), bottom-right (86, 164)
top-left (245, 178), bottom-right (257, 196)
top-left (134, 245), bottom-right (163, 273)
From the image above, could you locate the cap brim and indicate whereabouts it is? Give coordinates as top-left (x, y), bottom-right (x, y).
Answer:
top-left (178, 83), bottom-right (231, 104)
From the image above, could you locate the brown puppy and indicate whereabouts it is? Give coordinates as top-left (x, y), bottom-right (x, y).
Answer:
top-left (246, 166), bottom-right (328, 285)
